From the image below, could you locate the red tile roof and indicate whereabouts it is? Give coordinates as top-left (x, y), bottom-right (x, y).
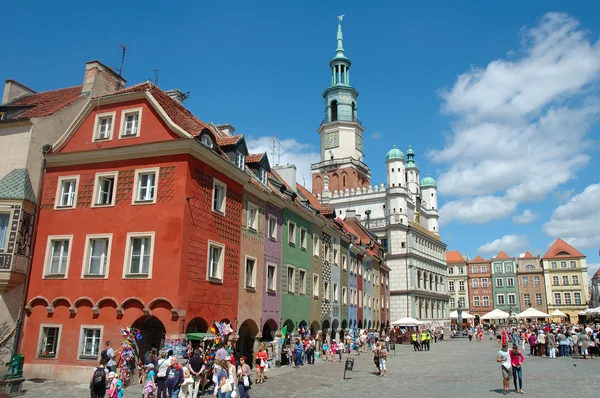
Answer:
top-left (495, 251), bottom-right (509, 259)
top-left (542, 238), bottom-right (585, 259)
top-left (216, 135), bottom-right (242, 146)
top-left (246, 153), bottom-right (265, 163)
top-left (5, 86), bottom-right (83, 118)
top-left (97, 82), bottom-right (209, 135)
top-left (469, 255), bottom-right (489, 263)
top-left (446, 250), bottom-right (465, 263)
top-left (522, 251), bottom-right (535, 259)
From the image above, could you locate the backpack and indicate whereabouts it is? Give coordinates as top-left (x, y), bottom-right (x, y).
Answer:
top-left (101, 349), bottom-right (109, 362)
top-left (92, 367), bottom-right (105, 387)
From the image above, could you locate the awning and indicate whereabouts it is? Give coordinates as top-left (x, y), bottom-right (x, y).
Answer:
top-left (390, 317), bottom-right (423, 326)
top-left (515, 307), bottom-right (549, 319)
top-left (186, 332), bottom-right (217, 341)
top-left (481, 309), bottom-right (510, 320)
top-left (550, 309), bottom-right (568, 318)
top-left (449, 310), bottom-right (476, 319)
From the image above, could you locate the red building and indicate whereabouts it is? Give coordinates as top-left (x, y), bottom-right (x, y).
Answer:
top-left (467, 255), bottom-right (493, 324)
top-left (22, 82), bottom-right (253, 382)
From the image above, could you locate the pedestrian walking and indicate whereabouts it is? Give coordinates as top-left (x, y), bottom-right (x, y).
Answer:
top-left (378, 342), bottom-right (388, 377)
top-left (237, 356), bottom-right (252, 398)
top-left (90, 358), bottom-right (108, 398)
top-left (255, 343), bottom-right (268, 383)
top-left (496, 343), bottom-right (512, 395)
top-left (509, 344), bottom-right (525, 394)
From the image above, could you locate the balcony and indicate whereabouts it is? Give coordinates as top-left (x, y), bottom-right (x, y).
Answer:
top-left (0, 255), bottom-right (27, 293)
top-left (321, 116), bottom-right (362, 126)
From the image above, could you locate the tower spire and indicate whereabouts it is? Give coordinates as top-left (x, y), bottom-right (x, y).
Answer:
top-left (336, 14), bottom-right (345, 58)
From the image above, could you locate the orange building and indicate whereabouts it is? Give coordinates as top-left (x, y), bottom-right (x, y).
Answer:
top-left (22, 82), bottom-right (253, 382)
top-left (467, 255), bottom-right (493, 324)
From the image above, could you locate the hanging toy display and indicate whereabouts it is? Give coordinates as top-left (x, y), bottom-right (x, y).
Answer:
top-left (118, 327), bottom-right (141, 387)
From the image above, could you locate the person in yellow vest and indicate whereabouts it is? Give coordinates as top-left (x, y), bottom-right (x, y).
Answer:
top-left (411, 330), bottom-right (419, 351)
top-left (421, 331), bottom-right (428, 352)
top-left (425, 331), bottom-right (432, 351)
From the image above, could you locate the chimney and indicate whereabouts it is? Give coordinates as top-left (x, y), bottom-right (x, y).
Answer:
top-left (82, 60), bottom-right (126, 97)
top-left (2, 80), bottom-right (36, 105)
top-left (345, 210), bottom-right (356, 220)
top-left (215, 124), bottom-right (236, 137)
top-left (165, 89), bottom-right (187, 105)
top-left (273, 164), bottom-right (297, 193)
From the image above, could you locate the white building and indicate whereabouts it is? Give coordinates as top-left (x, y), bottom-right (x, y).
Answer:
top-left (310, 18), bottom-right (449, 327)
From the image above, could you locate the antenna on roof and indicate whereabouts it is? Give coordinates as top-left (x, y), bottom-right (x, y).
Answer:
top-left (277, 141), bottom-right (284, 166)
top-left (270, 136), bottom-right (277, 165)
top-left (117, 44), bottom-right (127, 76)
top-left (151, 69), bottom-right (159, 86)
top-left (302, 176), bottom-right (306, 186)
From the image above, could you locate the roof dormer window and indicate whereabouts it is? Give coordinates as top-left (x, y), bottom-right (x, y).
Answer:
top-left (200, 134), bottom-right (214, 149)
top-left (259, 167), bottom-right (268, 185)
top-left (235, 151), bottom-right (245, 169)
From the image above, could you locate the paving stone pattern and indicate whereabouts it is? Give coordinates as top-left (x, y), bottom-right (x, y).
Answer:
top-left (21, 338), bottom-right (599, 397)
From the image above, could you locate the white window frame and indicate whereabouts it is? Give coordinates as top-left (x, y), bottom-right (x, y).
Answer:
top-left (211, 178), bottom-right (227, 215)
top-left (91, 171), bottom-right (118, 207)
top-left (206, 240), bottom-right (225, 282)
top-left (313, 273), bottom-right (319, 298)
top-left (342, 287), bottom-right (348, 305)
top-left (244, 255), bottom-right (257, 290)
top-left (507, 293), bottom-right (516, 305)
top-left (481, 278), bottom-right (488, 288)
top-left (564, 292), bottom-right (572, 305)
top-left (570, 260), bottom-right (577, 268)
top-left (300, 228), bottom-right (307, 250)
top-left (259, 167), bottom-right (268, 185)
top-left (81, 234), bottom-right (113, 279)
top-left (132, 168), bottom-right (159, 205)
top-left (459, 280), bottom-right (465, 291)
top-left (552, 275), bottom-right (559, 285)
top-left (268, 215), bottom-right (278, 240)
top-left (534, 276), bottom-right (541, 286)
top-left (118, 107), bottom-right (143, 138)
top-left (472, 278), bottom-right (479, 288)
top-left (266, 263), bottom-right (277, 292)
top-left (480, 266), bottom-right (487, 273)
top-left (92, 111), bottom-right (116, 141)
top-left (554, 293), bottom-right (562, 305)
top-left (535, 293), bottom-right (543, 305)
top-left (507, 277), bottom-right (514, 287)
top-left (122, 232), bottom-right (155, 278)
top-left (333, 249), bottom-right (339, 265)
top-left (288, 221), bottom-right (296, 246)
top-left (54, 175), bottom-right (80, 210)
top-left (0, 211), bottom-right (10, 252)
top-left (37, 324), bottom-right (63, 359)
top-left (333, 282), bottom-right (339, 303)
top-left (342, 255), bottom-right (347, 271)
top-left (287, 265), bottom-right (296, 294)
top-left (572, 275), bottom-right (579, 285)
top-left (473, 296), bottom-right (480, 306)
top-left (78, 325), bottom-right (104, 360)
top-left (247, 203), bottom-right (259, 231)
top-left (448, 281), bottom-right (455, 291)
top-left (458, 297), bottom-right (465, 308)
top-left (43, 235), bottom-right (73, 279)
top-left (483, 296), bottom-right (490, 306)
top-left (298, 269), bottom-right (306, 295)
top-left (574, 292), bottom-right (582, 305)
top-left (313, 234), bottom-right (320, 257)
top-left (496, 278), bottom-right (503, 287)
top-left (235, 151), bottom-right (245, 169)
top-left (524, 293), bottom-right (531, 306)
top-left (497, 294), bottom-right (505, 305)
top-left (522, 276), bottom-right (529, 286)
top-left (325, 281), bottom-right (330, 301)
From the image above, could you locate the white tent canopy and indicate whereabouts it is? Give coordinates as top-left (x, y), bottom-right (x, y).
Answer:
top-left (481, 309), bottom-right (510, 320)
top-left (449, 310), bottom-right (476, 319)
top-left (550, 309), bottom-right (568, 318)
top-left (588, 306), bottom-right (600, 315)
top-left (516, 307), bottom-right (549, 319)
top-left (391, 317), bottom-right (423, 326)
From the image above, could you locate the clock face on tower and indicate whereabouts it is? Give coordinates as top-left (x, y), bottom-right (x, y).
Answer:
top-left (325, 132), bottom-right (339, 149)
top-left (355, 133), bottom-right (363, 153)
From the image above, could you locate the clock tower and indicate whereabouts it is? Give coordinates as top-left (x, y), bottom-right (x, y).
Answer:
top-left (311, 16), bottom-right (371, 196)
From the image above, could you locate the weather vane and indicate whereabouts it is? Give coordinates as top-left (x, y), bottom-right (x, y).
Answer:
top-left (338, 14), bottom-right (345, 22)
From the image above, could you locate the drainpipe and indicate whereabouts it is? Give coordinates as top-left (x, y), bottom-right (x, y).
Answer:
top-left (405, 226), bottom-right (410, 317)
top-left (12, 144), bottom-right (52, 357)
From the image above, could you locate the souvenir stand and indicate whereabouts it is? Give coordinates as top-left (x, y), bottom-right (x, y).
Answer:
top-left (117, 327), bottom-right (141, 387)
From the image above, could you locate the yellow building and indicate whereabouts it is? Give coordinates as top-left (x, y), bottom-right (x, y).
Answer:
top-left (542, 239), bottom-right (589, 323)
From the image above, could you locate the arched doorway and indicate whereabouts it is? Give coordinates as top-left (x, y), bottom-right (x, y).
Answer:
top-left (367, 320), bottom-right (372, 329)
top-left (341, 319), bottom-right (348, 335)
top-left (357, 320), bottom-right (363, 329)
top-left (331, 319), bottom-right (340, 342)
top-left (310, 321), bottom-right (320, 337)
top-left (283, 319), bottom-right (294, 340)
top-left (133, 316), bottom-right (165, 359)
top-left (238, 320), bottom-right (259, 366)
top-left (298, 320), bottom-right (308, 337)
top-left (474, 315), bottom-right (481, 326)
top-left (261, 319), bottom-right (277, 342)
top-left (186, 317), bottom-right (209, 333)
top-left (322, 320), bottom-right (331, 342)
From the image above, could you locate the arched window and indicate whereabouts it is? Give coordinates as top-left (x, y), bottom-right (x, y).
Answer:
top-left (524, 264), bottom-right (535, 270)
top-left (342, 175), bottom-right (346, 187)
top-left (331, 100), bottom-right (338, 121)
top-left (352, 102), bottom-right (356, 121)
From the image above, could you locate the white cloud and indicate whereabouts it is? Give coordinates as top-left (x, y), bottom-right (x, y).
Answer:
top-left (512, 209), bottom-right (539, 224)
top-left (542, 183), bottom-right (600, 249)
top-left (246, 136), bottom-right (320, 190)
top-left (478, 234), bottom-right (530, 255)
top-left (439, 196), bottom-right (517, 225)
top-left (431, 13), bottom-right (600, 225)
top-left (371, 132), bottom-right (382, 140)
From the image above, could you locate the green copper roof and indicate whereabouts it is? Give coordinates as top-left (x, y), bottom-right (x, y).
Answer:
top-left (405, 145), bottom-right (418, 168)
top-left (332, 16), bottom-right (350, 63)
top-left (385, 145), bottom-right (404, 160)
top-left (0, 168), bottom-right (37, 203)
top-left (421, 175), bottom-right (436, 188)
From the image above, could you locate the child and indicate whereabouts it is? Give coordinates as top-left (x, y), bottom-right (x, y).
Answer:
top-left (142, 363), bottom-right (156, 398)
top-left (286, 345), bottom-right (293, 367)
top-left (107, 372), bottom-right (118, 398)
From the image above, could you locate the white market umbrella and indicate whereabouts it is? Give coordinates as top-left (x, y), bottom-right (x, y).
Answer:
top-left (515, 307), bottom-right (549, 319)
top-left (391, 317), bottom-right (423, 326)
top-left (449, 310), bottom-right (476, 319)
top-left (481, 309), bottom-right (510, 320)
top-left (550, 309), bottom-right (568, 318)
top-left (588, 306), bottom-right (600, 315)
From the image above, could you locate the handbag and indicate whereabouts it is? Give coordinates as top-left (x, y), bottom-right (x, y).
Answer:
top-left (221, 381), bottom-right (232, 393)
top-left (231, 390), bottom-right (238, 398)
top-left (243, 375), bottom-right (250, 387)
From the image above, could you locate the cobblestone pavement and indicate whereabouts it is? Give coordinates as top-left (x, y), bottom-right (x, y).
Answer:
top-left (21, 338), bottom-right (599, 397)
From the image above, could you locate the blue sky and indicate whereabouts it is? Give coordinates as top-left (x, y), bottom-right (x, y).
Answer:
top-left (3, 1), bottom-right (599, 277)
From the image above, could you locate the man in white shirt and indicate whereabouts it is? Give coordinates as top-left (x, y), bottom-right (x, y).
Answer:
top-left (496, 343), bottom-right (512, 394)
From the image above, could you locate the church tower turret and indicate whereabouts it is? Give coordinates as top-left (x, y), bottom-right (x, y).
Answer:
top-left (311, 15), bottom-right (371, 195)
top-left (405, 145), bottom-right (420, 202)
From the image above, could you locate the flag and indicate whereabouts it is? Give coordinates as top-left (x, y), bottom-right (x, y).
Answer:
top-left (223, 323), bottom-right (234, 335)
top-left (215, 322), bottom-right (225, 335)
top-left (209, 324), bottom-right (217, 335)
top-left (281, 324), bottom-right (288, 338)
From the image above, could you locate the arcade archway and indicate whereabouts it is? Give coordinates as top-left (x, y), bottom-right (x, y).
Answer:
top-left (132, 316), bottom-right (165, 359)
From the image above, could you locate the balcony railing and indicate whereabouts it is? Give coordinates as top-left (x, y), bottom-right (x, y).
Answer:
top-left (321, 116), bottom-right (362, 126)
